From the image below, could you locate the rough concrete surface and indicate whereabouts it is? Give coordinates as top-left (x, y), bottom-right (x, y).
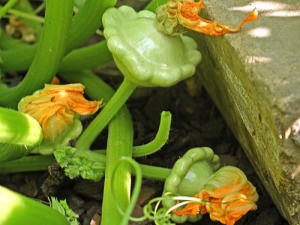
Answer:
top-left (189, 0), bottom-right (300, 224)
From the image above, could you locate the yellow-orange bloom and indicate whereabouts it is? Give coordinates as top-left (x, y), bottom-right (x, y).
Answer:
top-left (177, 0), bottom-right (258, 36)
top-left (174, 166), bottom-right (258, 225)
top-left (18, 83), bottom-right (101, 141)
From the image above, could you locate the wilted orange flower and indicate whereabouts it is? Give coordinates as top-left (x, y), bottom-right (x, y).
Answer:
top-left (174, 166), bottom-right (258, 225)
top-left (18, 83), bottom-right (101, 141)
top-left (177, 0), bottom-right (258, 36)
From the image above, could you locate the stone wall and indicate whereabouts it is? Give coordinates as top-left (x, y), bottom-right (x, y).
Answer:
top-left (190, 0), bottom-right (300, 224)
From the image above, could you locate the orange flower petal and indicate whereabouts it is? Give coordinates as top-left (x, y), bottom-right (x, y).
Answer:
top-left (177, 1), bottom-right (258, 36)
top-left (172, 166), bottom-right (259, 225)
top-left (19, 83), bottom-right (101, 140)
top-left (173, 194), bottom-right (202, 216)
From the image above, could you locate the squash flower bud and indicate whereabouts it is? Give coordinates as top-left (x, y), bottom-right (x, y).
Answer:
top-left (162, 147), bottom-right (220, 223)
top-left (18, 83), bottom-right (101, 141)
top-left (102, 6), bottom-right (201, 87)
top-left (174, 166), bottom-right (259, 225)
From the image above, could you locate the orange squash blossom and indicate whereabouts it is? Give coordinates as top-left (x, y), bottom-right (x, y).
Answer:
top-left (177, 0), bottom-right (258, 36)
top-left (18, 83), bottom-right (101, 141)
top-left (173, 166), bottom-right (259, 225)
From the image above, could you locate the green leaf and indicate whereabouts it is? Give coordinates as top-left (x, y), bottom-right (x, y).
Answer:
top-left (49, 197), bottom-right (79, 225)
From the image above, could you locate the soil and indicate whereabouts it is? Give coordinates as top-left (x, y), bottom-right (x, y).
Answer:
top-left (0, 67), bottom-right (290, 225)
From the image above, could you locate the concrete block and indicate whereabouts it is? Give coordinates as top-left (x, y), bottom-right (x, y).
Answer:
top-left (190, 1), bottom-right (300, 224)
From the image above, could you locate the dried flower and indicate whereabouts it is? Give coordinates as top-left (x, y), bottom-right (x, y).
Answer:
top-left (156, 0), bottom-right (258, 36)
top-left (174, 166), bottom-right (258, 225)
top-left (5, 17), bottom-right (36, 43)
top-left (18, 83), bottom-right (101, 140)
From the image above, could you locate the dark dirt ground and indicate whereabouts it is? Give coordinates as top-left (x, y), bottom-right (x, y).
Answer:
top-left (0, 67), bottom-right (290, 225)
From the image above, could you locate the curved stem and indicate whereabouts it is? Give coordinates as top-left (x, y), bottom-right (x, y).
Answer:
top-left (133, 111), bottom-right (171, 157)
top-left (111, 158), bottom-right (143, 225)
top-left (0, 0), bottom-right (74, 108)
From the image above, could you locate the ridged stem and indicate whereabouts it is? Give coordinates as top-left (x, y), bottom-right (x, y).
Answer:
top-left (0, 0), bottom-right (74, 108)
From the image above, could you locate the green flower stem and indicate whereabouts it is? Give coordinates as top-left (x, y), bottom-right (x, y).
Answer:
top-left (0, 0), bottom-right (19, 19)
top-left (58, 40), bottom-right (112, 72)
top-left (60, 70), bottom-right (137, 151)
top-left (77, 77), bottom-right (137, 151)
top-left (0, 6), bottom-right (44, 23)
top-left (132, 111), bottom-right (171, 157)
top-left (0, 155), bottom-right (52, 173)
top-left (0, 0), bottom-right (74, 108)
top-left (139, 164), bottom-right (171, 181)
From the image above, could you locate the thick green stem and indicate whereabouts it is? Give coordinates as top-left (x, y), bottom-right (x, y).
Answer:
top-left (1, 38), bottom-right (112, 72)
top-left (59, 70), bottom-right (134, 225)
top-left (59, 40), bottom-right (112, 72)
top-left (0, 0), bottom-right (116, 73)
top-left (0, 0), bottom-right (19, 19)
top-left (101, 105), bottom-right (133, 225)
top-left (0, 152), bottom-right (172, 180)
top-left (139, 164), bottom-right (171, 181)
top-left (65, 0), bottom-right (116, 52)
top-left (0, 155), bottom-right (52, 173)
top-left (75, 77), bottom-right (137, 151)
top-left (0, 0), bottom-right (74, 108)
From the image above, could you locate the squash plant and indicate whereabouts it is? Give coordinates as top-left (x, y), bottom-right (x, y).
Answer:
top-left (0, 0), bottom-right (258, 224)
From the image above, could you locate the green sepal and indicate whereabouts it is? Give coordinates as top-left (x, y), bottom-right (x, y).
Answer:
top-left (32, 119), bottom-right (82, 155)
top-left (0, 107), bottom-right (43, 162)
